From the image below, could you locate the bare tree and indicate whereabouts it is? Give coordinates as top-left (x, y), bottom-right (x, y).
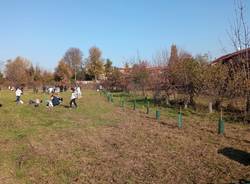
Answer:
top-left (204, 63), bottom-right (229, 110)
top-left (152, 49), bottom-right (169, 67)
top-left (151, 49), bottom-right (169, 104)
top-left (228, 0), bottom-right (250, 51)
top-left (227, 0), bottom-right (250, 119)
top-left (130, 60), bottom-right (150, 96)
top-left (170, 52), bottom-right (205, 109)
top-left (63, 48), bottom-right (83, 81)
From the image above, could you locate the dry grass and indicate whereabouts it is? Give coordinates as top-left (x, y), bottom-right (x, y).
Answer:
top-left (0, 90), bottom-right (249, 183)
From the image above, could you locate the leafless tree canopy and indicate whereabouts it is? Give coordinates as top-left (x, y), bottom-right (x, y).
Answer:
top-left (63, 48), bottom-right (83, 80)
top-left (228, 0), bottom-right (250, 50)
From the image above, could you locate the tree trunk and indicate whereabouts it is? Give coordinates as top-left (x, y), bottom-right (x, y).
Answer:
top-left (189, 94), bottom-right (196, 110)
top-left (209, 102), bottom-right (213, 113)
top-left (142, 87), bottom-right (145, 97)
top-left (245, 93), bottom-right (250, 123)
top-left (165, 97), bottom-right (170, 106)
top-left (246, 93), bottom-right (250, 113)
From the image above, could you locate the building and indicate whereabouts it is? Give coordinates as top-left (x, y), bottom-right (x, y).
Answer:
top-left (212, 48), bottom-right (250, 65)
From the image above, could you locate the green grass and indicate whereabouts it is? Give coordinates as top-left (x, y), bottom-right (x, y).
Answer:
top-left (107, 91), bottom-right (247, 124)
top-left (0, 89), bottom-right (119, 183)
top-left (105, 91), bottom-right (215, 122)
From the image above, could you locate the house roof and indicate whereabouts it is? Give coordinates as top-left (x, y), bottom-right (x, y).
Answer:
top-left (212, 48), bottom-right (250, 65)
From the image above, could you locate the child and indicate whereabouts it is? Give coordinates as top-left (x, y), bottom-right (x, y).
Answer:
top-left (15, 87), bottom-right (23, 104)
top-left (29, 99), bottom-right (42, 107)
top-left (70, 87), bottom-right (78, 108)
top-left (52, 94), bottom-right (63, 106)
top-left (46, 94), bottom-right (63, 107)
top-left (76, 86), bottom-right (82, 98)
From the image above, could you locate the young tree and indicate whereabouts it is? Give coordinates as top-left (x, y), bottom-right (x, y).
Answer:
top-left (63, 48), bottom-right (83, 81)
top-left (170, 54), bottom-right (205, 108)
top-left (117, 62), bottom-right (131, 93)
top-left (86, 46), bottom-right (104, 80)
top-left (149, 67), bottom-right (166, 105)
top-left (204, 63), bottom-right (229, 110)
top-left (102, 67), bottom-right (124, 91)
top-left (130, 61), bottom-right (150, 96)
top-left (151, 49), bottom-right (169, 104)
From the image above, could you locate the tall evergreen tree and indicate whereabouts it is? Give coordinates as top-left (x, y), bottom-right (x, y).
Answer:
top-left (104, 59), bottom-right (113, 77)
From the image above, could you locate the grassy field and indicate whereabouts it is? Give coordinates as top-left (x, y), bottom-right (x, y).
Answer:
top-left (0, 89), bottom-right (249, 184)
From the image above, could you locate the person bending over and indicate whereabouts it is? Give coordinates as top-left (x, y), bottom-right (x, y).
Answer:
top-left (46, 94), bottom-right (63, 107)
top-left (29, 99), bottom-right (42, 107)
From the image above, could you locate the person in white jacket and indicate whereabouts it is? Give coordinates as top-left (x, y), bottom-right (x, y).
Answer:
top-left (15, 87), bottom-right (23, 104)
top-left (70, 87), bottom-right (78, 108)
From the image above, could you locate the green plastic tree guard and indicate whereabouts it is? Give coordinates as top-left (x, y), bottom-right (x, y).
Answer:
top-left (144, 97), bottom-right (148, 104)
top-left (111, 94), bottom-right (113, 103)
top-left (156, 109), bottom-right (160, 120)
top-left (178, 112), bottom-right (182, 128)
top-left (108, 94), bottom-right (111, 102)
top-left (146, 100), bottom-right (150, 114)
top-left (121, 97), bottom-right (125, 108)
top-left (218, 118), bottom-right (224, 134)
top-left (133, 99), bottom-right (136, 110)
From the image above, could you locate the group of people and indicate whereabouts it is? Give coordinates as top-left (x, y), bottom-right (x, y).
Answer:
top-left (42, 85), bottom-right (68, 94)
top-left (13, 85), bottom-right (82, 108)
